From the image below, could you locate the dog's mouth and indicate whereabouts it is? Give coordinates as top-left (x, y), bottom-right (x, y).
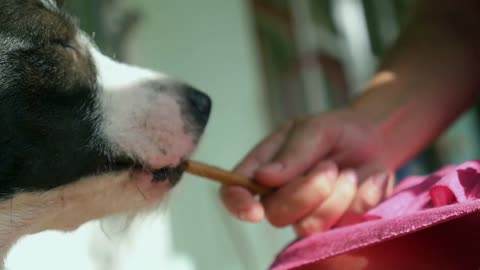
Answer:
top-left (104, 158), bottom-right (188, 186)
top-left (150, 162), bottom-right (187, 186)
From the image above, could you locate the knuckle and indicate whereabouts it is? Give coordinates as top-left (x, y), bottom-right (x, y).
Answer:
top-left (248, 152), bottom-right (266, 166)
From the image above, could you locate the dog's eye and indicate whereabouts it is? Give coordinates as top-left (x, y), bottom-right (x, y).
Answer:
top-left (52, 39), bottom-right (77, 52)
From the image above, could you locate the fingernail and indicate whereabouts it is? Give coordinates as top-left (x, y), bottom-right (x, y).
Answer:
top-left (342, 170), bottom-right (358, 185)
top-left (248, 207), bottom-right (264, 223)
top-left (324, 170), bottom-right (337, 185)
top-left (238, 208), bottom-right (264, 223)
top-left (312, 173), bottom-right (335, 194)
top-left (260, 163), bottom-right (284, 174)
top-left (372, 173), bottom-right (389, 192)
top-left (299, 218), bottom-right (324, 236)
top-left (319, 167), bottom-right (337, 185)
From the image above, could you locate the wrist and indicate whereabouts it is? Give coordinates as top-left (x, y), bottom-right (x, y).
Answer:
top-left (347, 76), bottom-right (416, 171)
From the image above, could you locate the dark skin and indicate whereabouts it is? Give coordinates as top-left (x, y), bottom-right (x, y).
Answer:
top-left (221, 0), bottom-right (480, 236)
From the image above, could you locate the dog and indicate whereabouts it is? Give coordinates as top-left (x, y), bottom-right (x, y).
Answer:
top-left (0, 0), bottom-right (211, 267)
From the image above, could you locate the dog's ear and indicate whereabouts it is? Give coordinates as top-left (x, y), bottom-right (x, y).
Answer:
top-left (54, 0), bottom-right (65, 9)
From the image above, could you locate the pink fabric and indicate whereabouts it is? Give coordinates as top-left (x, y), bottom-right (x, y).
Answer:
top-left (270, 160), bottom-right (480, 270)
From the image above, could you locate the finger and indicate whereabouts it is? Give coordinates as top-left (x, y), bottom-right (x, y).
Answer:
top-left (337, 172), bottom-right (393, 226)
top-left (294, 170), bottom-right (358, 237)
top-left (220, 186), bottom-right (264, 223)
top-left (262, 161), bottom-right (338, 227)
top-left (234, 121), bottom-right (294, 178)
top-left (256, 118), bottom-right (338, 186)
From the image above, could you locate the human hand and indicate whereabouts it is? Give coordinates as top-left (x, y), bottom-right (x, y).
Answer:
top-left (221, 109), bottom-right (394, 236)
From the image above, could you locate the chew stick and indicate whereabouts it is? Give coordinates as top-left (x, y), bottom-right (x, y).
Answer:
top-left (185, 160), bottom-right (271, 196)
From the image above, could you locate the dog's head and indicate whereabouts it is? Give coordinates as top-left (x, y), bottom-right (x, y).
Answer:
top-left (0, 0), bottom-right (211, 238)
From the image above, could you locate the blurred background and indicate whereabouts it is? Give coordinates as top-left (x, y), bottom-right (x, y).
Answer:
top-left (7, 0), bottom-right (480, 269)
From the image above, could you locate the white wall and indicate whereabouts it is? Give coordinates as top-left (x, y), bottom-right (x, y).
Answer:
top-left (129, 0), bottom-right (295, 269)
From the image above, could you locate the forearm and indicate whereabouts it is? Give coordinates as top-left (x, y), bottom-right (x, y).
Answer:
top-left (351, 0), bottom-right (480, 170)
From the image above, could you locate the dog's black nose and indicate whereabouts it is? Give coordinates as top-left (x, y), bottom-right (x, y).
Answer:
top-left (185, 86), bottom-right (211, 127)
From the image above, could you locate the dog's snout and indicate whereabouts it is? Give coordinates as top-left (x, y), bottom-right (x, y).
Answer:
top-left (185, 86), bottom-right (211, 126)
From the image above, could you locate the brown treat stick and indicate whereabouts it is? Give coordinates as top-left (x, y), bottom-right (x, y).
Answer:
top-left (185, 160), bottom-right (272, 196)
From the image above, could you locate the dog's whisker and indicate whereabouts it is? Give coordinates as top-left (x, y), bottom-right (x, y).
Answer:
top-left (99, 221), bottom-right (113, 242)
top-left (9, 198), bottom-right (13, 226)
top-left (134, 181), bottom-right (148, 201)
top-left (60, 186), bottom-right (66, 209)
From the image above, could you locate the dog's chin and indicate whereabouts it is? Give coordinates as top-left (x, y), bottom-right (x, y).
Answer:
top-left (42, 158), bottom-right (190, 227)
top-left (43, 162), bottom-right (189, 233)
top-left (127, 169), bottom-right (174, 205)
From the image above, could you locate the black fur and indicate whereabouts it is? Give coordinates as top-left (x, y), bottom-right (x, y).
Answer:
top-left (0, 0), bottom-right (110, 198)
